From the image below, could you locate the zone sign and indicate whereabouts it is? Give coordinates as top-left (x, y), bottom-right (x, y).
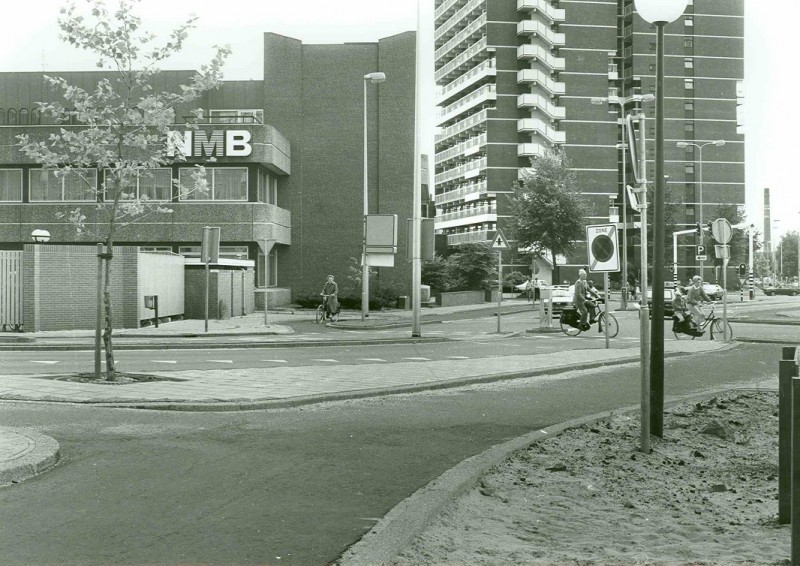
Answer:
top-left (586, 223), bottom-right (620, 273)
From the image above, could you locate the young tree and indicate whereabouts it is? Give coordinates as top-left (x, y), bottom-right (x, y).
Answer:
top-left (17, 0), bottom-right (230, 381)
top-left (508, 148), bottom-right (589, 284)
top-left (446, 243), bottom-right (496, 291)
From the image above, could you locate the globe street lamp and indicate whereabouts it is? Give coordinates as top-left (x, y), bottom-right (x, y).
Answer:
top-left (591, 93), bottom-right (654, 310)
top-left (30, 229), bottom-right (51, 243)
top-left (362, 71), bottom-right (386, 322)
top-left (676, 139), bottom-right (725, 282)
top-left (634, 0), bottom-right (689, 438)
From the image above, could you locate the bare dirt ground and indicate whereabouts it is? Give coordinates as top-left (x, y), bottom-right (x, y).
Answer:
top-left (394, 390), bottom-right (790, 565)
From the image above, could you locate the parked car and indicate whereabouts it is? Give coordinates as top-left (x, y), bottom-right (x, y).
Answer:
top-left (541, 285), bottom-right (572, 315)
top-left (643, 287), bottom-right (676, 318)
top-left (763, 285), bottom-right (800, 297)
top-left (701, 282), bottom-right (724, 300)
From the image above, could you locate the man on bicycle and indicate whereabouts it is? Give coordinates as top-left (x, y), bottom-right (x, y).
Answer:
top-left (573, 269), bottom-right (597, 330)
top-left (686, 275), bottom-right (711, 325)
top-left (320, 275), bottom-right (339, 320)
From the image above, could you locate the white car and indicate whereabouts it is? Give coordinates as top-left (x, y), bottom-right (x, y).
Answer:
top-left (514, 279), bottom-right (551, 293)
top-left (702, 282), bottom-right (724, 300)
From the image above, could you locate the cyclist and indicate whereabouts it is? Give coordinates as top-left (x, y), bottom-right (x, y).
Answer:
top-left (686, 275), bottom-right (711, 325)
top-left (320, 274), bottom-right (339, 320)
top-left (573, 269), bottom-right (597, 330)
top-left (672, 286), bottom-right (703, 336)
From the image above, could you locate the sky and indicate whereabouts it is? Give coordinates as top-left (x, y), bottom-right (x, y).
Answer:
top-left (1, 0), bottom-right (798, 238)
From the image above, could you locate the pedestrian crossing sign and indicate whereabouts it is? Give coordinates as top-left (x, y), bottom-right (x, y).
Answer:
top-left (491, 230), bottom-right (509, 250)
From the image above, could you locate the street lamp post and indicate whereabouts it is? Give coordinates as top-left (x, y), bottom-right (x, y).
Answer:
top-left (635, 0), bottom-right (689, 439)
top-left (773, 219), bottom-right (781, 284)
top-left (676, 139), bottom-right (725, 282)
top-left (591, 93), bottom-right (654, 310)
top-left (362, 71), bottom-right (386, 322)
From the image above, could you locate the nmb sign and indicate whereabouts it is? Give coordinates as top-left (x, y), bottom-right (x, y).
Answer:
top-left (169, 130), bottom-right (253, 158)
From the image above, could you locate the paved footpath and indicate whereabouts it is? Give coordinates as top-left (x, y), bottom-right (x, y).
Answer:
top-left (0, 298), bottom-right (789, 487)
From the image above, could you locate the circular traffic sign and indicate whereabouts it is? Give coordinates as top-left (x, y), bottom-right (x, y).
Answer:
top-left (711, 218), bottom-right (732, 244)
top-left (591, 235), bottom-right (614, 263)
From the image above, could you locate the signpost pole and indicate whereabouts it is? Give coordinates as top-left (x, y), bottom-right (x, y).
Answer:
top-left (604, 272), bottom-right (610, 349)
top-left (497, 251), bottom-right (502, 334)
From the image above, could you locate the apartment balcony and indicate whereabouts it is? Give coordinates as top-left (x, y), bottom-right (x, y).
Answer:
top-left (518, 118), bottom-right (566, 144)
top-left (435, 12), bottom-right (487, 62)
top-left (435, 156), bottom-right (487, 185)
top-left (516, 44), bottom-right (565, 72)
top-left (435, 108), bottom-right (489, 147)
top-left (517, 93), bottom-right (565, 120)
top-left (435, 36), bottom-right (488, 83)
top-left (435, 0), bottom-right (485, 44)
top-left (517, 20), bottom-right (565, 47)
top-left (447, 229), bottom-right (491, 246)
top-left (435, 132), bottom-right (487, 166)
top-left (435, 0), bottom-right (464, 25)
top-left (516, 0), bottom-right (565, 23)
top-left (435, 208), bottom-right (497, 230)
top-left (434, 179), bottom-right (488, 206)
top-left (437, 58), bottom-right (496, 105)
top-left (518, 142), bottom-right (549, 158)
top-left (517, 69), bottom-right (565, 95)
top-left (437, 84), bottom-right (496, 124)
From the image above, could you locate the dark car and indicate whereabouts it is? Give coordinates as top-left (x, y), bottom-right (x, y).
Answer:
top-left (763, 285), bottom-right (800, 297)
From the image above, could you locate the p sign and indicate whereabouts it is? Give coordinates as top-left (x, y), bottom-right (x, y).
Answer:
top-left (586, 224), bottom-right (620, 272)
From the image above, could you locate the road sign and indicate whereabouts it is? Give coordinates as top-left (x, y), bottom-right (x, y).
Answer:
top-left (491, 229), bottom-right (509, 250)
top-left (696, 255), bottom-right (707, 261)
top-left (586, 223), bottom-right (620, 272)
top-left (697, 245), bottom-right (705, 255)
top-left (711, 218), bottom-right (732, 244)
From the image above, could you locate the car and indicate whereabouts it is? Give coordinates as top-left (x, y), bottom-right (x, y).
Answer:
top-left (643, 287), bottom-right (676, 318)
top-left (763, 285), bottom-right (800, 297)
top-left (540, 285), bottom-right (572, 315)
top-left (514, 279), bottom-right (550, 293)
top-left (702, 282), bottom-right (725, 300)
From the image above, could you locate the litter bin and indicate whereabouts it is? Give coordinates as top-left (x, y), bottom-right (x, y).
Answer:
top-left (397, 296), bottom-right (410, 310)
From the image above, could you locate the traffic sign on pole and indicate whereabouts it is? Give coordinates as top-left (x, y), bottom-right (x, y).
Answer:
top-left (586, 224), bottom-right (620, 272)
top-left (491, 229), bottom-right (509, 250)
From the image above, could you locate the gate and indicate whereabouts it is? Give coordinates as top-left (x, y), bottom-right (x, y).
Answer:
top-left (0, 251), bottom-right (23, 330)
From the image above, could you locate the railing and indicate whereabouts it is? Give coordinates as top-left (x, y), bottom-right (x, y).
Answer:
top-left (437, 84), bottom-right (496, 122)
top-left (437, 206), bottom-right (496, 224)
top-left (435, 132), bottom-right (487, 165)
top-left (0, 251), bottom-right (22, 331)
top-left (435, 108), bottom-right (489, 145)
top-left (517, 69), bottom-right (565, 94)
top-left (434, 157), bottom-right (487, 185)
top-left (434, 0), bottom-right (464, 23)
top-left (434, 180), bottom-right (488, 205)
top-left (518, 118), bottom-right (566, 144)
top-left (435, 37), bottom-right (488, 82)
top-left (447, 229), bottom-right (490, 246)
top-left (517, 93), bottom-right (566, 120)
top-left (435, 13), bottom-right (487, 61)
top-left (516, 44), bottom-right (566, 71)
top-left (517, 20), bottom-right (566, 46)
top-left (437, 58), bottom-right (496, 102)
top-left (516, 0), bottom-right (565, 22)
top-left (435, 0), bottom-right (485, 43)
top-left (518, 142), bottom-right (549, 157)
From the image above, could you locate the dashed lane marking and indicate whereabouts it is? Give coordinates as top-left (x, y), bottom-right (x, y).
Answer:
top-left (311, 359), bottom-right (340, 363)
top-left (30, 361), bottom-right (59, 365)
top-left (403, 357), bottom-right (431, 361)
top-left (359, 358), bottom-right (388, 362)
top-left (208, 360), bottom-right (234, 364)
top-left (262, 359), bottom-right (288, 363)
top-left (151, 360), bottom-right (178, 364)
top-left (446, 356), bottom-right (470, 360)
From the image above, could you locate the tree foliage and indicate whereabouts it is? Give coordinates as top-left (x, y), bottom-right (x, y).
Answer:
top-left (17, 0), bottom-right (230, 381)
top-left (507, 148), bottom-right (589, 281)
top-left (421, 244), bottom-right (496, 293)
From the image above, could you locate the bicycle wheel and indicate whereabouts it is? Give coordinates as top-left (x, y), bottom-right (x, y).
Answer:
top-left (315, 305), bottom-right (325, 324)
top-left (598, 312), bottom-right (619, 338)
top-left (712, 318), bottom-right (733, 340)
top-left (329, 309), bottom-right (340, 323)
top-left (560, 318), bottom-right (582, 337)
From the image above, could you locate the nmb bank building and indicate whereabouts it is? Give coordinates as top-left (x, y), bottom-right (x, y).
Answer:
top-left (0, 31), bottom-right (421, 307)
top-left (434, 0), bottom-right (744, 282)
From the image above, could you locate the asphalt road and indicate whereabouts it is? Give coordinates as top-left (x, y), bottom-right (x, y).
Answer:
top-left (0, 342), bottom-right (783, 566)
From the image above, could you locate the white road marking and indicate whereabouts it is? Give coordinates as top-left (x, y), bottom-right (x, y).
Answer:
top-left (208, 360), bottom-right (234, 364)
top-left (151, 360), bottom-right (178, 364)
top-left (30, 360), bottom-right (59, 365)
top-left (403, 357), bottom-right (430, 361)
top-left (359, 358), bottom-right (388, 362)
top-left (262, 359), bottom-right (288, 363)
top-left (446, 356), bottom-right (470, 360)
top-left (312, 359), bottom-right (340, 363)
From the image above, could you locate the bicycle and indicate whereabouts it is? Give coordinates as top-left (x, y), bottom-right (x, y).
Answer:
top-left (559, 304), bottom-right (619, 338)
top-left (673, 302), bottom-right (732, 340)
top-left (315, 294), bottom-right (340, 324)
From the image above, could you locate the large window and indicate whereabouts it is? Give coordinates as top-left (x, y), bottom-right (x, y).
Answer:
top-left (0, 169), bottom-right (23, 202)
top-left (30, 168), bottom-right (97, 201)
top-left (179, 245), bottom-right (249, 259)
top-left (104, 168), bottom-right (171, 201)
top-left (178, 167), bottom-right (247, 201)
top-left (257, 169), bottom-right (277, 204)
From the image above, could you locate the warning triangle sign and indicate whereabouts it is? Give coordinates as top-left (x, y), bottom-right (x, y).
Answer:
top-left (491, 230), bottom-right (509, 250)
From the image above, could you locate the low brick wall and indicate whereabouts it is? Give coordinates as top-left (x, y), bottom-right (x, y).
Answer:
top-left (255, 287), bottom-right (292, 310)
top-left (434, 290), bottom-right (486, 308)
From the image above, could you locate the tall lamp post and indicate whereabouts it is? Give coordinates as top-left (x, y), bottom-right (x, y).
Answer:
top-left (634, 0), bottom-right (689, 439)
top-left (591, 93), bottom-right (654, 310)
top-left (773, 218), bottom-right (781, 284)
top-left (676, 139), bottom-right (725, 282)
top-left (362, 71), bottom-right (386, 322)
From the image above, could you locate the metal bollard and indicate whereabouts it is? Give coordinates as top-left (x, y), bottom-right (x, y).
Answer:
top-left (779, 347), bottom-right (798, 524)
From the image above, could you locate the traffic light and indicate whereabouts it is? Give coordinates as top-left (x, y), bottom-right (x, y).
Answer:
top-left (738, 263), bottom-right (747, 277)
top-left (695, 222), bottom-right (702, 236)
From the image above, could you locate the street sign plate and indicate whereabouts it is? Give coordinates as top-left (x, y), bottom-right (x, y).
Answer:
top-left (491, 229), bottom-right (509, 250)
top-left (696, 255), bottom-right (707, 261)
top-left (711, 218), bottom-right (732, 244)
top-left (586, 223), bottom-right (620, 272)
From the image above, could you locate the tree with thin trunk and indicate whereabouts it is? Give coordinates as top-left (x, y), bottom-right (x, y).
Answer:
top-left (507, 148), bottom-right (589, 284)
top-left (17, 0), bottom-right (230, 381)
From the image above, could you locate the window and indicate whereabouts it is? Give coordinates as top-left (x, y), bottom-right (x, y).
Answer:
top-left (649, 42), bottom-right (656, 51)
top-left (684, 121), bottom-right (694, 132)
top-left (30, 168), bottom-right (97, 201)
top-left (18, 108), bottom-right (29, 125)
top-left (684, 78), bottom-right (694, 90)
top-left (208, 109), bottom-right (263, 124)
top-left (7, 108), bottom-right (16, 125)
top-left (179, 167), bottom-right (248, 201)
top-left (0, 169), bottom-right (23, 202)
top-left (684, 38), bottom-right (694, 49)
top-left (104, 168), bottom-right (172, 201)
top-left (179, 245), bottom-right (249, 259)
top-left (0, 108), bottom-right (5, 125)
top-left (684, 57), bottom-right (694, 69)
top-left (257, 247), bottom-right (278, 287)
top-left (257, 169), bottom-right (278, 204)
top-left (684, 101), bottom-right (694, 112)
top-left (685, 164), bottom-right (695, 175)
top-left (685, 16), bottom-right (694, 27)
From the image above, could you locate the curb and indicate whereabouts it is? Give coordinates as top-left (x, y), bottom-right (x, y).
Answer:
top-left (336, 383), bottom-right (771, 565)
top-left (25, 344), bottom-right (738, 412)
top-left (0, 427), bottom-right (60, 488)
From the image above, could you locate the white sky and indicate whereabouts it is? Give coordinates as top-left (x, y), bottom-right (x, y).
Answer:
top-left (1, 0), bottom-right (798, 236)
